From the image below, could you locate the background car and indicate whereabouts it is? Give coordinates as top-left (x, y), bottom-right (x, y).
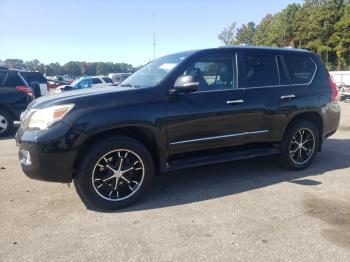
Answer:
top-left (0, 67), bottom-right (43, 136)
top-left (108, 73), bottom-right (131, 85)
top-left (54, 76), bottom-right (114, 93)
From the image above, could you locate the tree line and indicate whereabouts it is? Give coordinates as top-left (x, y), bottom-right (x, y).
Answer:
top-left (0, 59), bottom-right (136, 76)
top-left (218, 0), bottom-right (350, 70)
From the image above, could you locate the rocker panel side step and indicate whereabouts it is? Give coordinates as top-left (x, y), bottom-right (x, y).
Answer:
top-left (166, 147), bottom-right (280, 171)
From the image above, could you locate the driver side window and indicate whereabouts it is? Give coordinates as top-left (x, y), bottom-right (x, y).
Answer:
top-left (183, 57), bottom-right (236, 91)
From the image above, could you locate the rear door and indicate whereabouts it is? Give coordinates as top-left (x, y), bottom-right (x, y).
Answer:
top-left (238, 52), bottom-right (297, 143)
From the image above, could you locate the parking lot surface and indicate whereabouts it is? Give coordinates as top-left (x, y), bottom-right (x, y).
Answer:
top-left (1, 102), bottom-right (350, 262)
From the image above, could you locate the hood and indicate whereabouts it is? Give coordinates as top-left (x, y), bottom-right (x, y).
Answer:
top-left (29, 86), bottom-right (133, 109)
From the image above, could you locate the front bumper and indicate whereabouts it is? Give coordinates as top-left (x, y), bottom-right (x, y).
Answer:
top-left (16, 122), bottom-right (80, 183)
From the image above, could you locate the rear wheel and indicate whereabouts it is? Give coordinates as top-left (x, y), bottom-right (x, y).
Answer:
top-left (280, 120), bottom-right (319, 170)
top-left (74, 136), bottom-right (154, 210)
top-left (0, 109), bottom-right (14, 137)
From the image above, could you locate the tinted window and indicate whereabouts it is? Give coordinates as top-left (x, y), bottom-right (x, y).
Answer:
top-left (92, 78), bottom-right (102, 84)
top-left (283, 55), bottom-right (316, 84)
top-left (3, 71), bottom-right (25, 87)
top-left (102, 77), bottom-right (113, 83)
top-left (242, 54), bottom-right (278, 87)
top-left (20, 72), bottom-right (47, 84)
top-left (183, 57), bottom-right (235, 91)
top-left (0, 71), bottom-right (7, 86)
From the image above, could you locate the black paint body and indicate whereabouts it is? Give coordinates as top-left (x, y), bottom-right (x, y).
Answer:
top-left (16, 47), bottom-right (341, 182)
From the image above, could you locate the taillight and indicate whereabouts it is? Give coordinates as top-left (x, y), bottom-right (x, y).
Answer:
top-left (328, 75), bottom-right (339, 101)
top-left (16, 85), bottom-right (33, 97)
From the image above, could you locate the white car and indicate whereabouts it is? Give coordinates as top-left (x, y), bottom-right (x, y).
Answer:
top-left (55, 76), bottom-right (114, 93)
top-left (108, 73), bottom-right (132, 85)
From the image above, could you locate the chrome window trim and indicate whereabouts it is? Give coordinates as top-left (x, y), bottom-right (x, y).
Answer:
top-left (170, 130), bottom-right (270, 146)
top-left (235, 52), bottom-right (239, 88)
top-left (275, 56), bottom-right (281, 85)
top-left (176, 55), bottom-right (318, 93)
top-left (281, 56), bottom-right (318, 87)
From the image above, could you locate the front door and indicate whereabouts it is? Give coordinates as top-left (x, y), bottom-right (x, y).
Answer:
top-left (166, 53), bottom-right (249, 156)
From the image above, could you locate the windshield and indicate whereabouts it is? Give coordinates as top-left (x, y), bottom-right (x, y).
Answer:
top-left (70, 78), bottom-right (81, 87)
top-left (120, 51), bottom-right (194, 88)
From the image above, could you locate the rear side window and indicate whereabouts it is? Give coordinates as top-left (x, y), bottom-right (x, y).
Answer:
top-left (3, 71), bottom-right (25, 87)
top-left (102, 77), bottom-right (113, 83)
top-left (20, 72), bottom-right (47, 84)
top-left (92, 78), bottom-right (102, 84)
top-left (283, 55), bottom-right (316, 84)
top-left (241, 54), bottom-right (278, 87)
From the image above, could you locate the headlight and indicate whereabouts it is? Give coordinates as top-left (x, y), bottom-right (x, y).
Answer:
top-left (28, 104), bottom-right (74, 130)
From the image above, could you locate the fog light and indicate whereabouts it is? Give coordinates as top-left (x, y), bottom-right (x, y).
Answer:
top-left (20, 149), bottom-right (32, 166)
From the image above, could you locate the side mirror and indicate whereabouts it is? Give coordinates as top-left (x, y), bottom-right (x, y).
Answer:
top-left (172, 75), bottom-right (199, 94)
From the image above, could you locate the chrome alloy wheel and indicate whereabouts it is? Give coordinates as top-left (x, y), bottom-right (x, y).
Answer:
top-left (289, 128), bottom-right (315, 165)
top-left (92, 149), bottom-right (145, 201)
top-left (0, 114), bottom-right (8, 134)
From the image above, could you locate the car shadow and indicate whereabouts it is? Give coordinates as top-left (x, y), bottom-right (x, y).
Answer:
top-left (80, 138), bottom-right (350, 213)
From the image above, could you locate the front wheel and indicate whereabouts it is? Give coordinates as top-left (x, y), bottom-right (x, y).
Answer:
top-left (280, 120), bottom-right (319, 170)
top-left (74, 136), bottom-right (154, 210)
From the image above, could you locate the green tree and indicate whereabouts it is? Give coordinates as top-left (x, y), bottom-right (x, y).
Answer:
top-left (24, 59), bottom-right (44, 72)
top-left (63, 62), bottom-right (81, 76)
top-left (218, 22), bottom-right (237, 45)
top-left (45, 63), bottom-right (63, 76)
top-left (85, 63), bottom-right (97, 75)
top-left (253, 14), bottom-right (275, 46)
top-left (219, 0), bottom-right (350, 69)
top-left (235, 22), bottom-right (256, 45)
top-left (96, 62), bottom-right (109, 75)
top-left (330, 4), bottom-right (350, 69)
top-left (4, 59), bottom-right (24, 70)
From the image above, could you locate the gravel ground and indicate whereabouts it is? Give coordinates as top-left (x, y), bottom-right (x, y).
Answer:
top-left (0, 102), bottom-right (349, 262)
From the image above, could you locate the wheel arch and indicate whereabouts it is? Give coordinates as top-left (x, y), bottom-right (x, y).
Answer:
top-left (0, 103), bottom-right (17, 120)
top-left (283, 111), bottom-right (324, 150)
top-left (73, 125), bottom-right (164, 177)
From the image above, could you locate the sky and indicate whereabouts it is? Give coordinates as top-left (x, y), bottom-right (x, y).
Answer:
top-left (0, 0), bottom-right (303, 66)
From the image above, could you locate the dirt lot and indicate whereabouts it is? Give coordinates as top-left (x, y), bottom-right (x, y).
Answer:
top-left (1, 102), bottom-right (350, 262)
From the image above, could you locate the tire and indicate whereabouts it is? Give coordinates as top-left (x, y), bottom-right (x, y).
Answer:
top-left (280, 120), bottom-right (319, 170)
top-left (0, 109), bottom-right (14, 138)
top-left (74, 135), bottom-right (154, 211)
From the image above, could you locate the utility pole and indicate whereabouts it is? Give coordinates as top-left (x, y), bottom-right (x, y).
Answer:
top-left (153, 13), bottom-right (156, 60)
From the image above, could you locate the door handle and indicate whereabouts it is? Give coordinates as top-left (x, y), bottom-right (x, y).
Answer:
top-left (227, 99), bottom-right (244, 105)
top-left (281, 94), bottom-right (296, 100)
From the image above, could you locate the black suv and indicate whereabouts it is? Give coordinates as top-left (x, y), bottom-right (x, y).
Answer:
top-left (0, 67), bottom-right (47, 136)
top-left (16, 46), bottom-right (340, 210)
